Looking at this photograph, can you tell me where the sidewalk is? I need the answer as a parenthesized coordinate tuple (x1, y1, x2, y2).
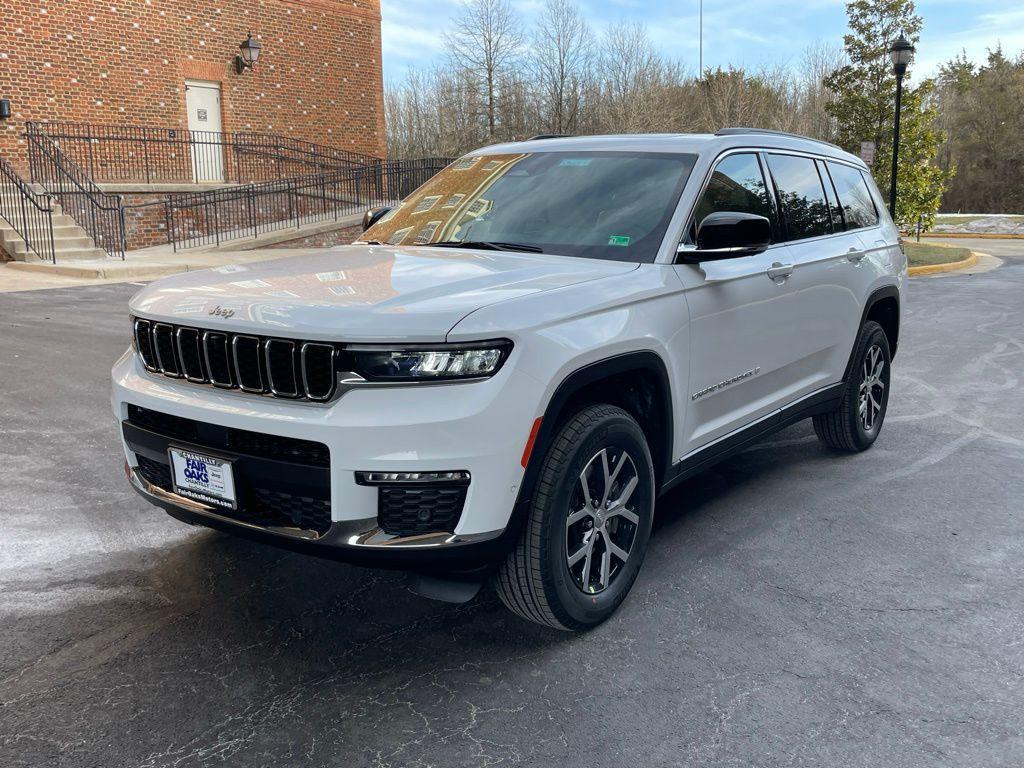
(0, 213, 363, 292)
(0, 249, 310, 292)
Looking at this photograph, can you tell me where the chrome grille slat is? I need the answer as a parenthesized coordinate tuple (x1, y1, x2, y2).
(134, 318, 339, 402)
(175, 328, 206, 383)
(301, 343, 336, 401)
(202, 331, 234, 387)
(152, 323, 181, 377)
(134, 319, 158, 371)
(265, 338, 300, 398)
(233, 335, 265, 393)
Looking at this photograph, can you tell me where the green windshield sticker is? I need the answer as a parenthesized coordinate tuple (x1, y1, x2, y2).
(608, 235, 631, 246)
(559, 158, 591, 166)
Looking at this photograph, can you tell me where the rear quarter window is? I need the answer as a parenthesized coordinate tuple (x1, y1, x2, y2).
(827, 161, 879, 230)
(766, 153, 833, 241)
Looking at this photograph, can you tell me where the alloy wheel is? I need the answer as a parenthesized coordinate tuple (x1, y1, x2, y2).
(565, 447, 641, 594)
(859, 344, 886, 432)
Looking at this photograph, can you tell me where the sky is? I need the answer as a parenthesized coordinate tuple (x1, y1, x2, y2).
(380, 0, 1024, 84)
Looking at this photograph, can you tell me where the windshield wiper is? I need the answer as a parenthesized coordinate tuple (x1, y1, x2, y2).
(430, 240, 544, 254)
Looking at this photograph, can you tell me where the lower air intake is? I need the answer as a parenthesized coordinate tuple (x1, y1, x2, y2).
(377, 485, 467, 537)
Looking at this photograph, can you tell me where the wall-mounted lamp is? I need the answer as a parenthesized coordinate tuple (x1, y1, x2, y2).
(0, 99, 11, 120)
(235, 32, 262, 74)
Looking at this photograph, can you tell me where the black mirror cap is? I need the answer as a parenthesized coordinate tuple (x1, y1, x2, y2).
(679, 211, 773, 263)
(697, 211, 772, 251)
(362, 206, 392, 232)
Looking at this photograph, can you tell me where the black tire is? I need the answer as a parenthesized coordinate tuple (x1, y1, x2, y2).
(813, 320, 892, 452)
(494, 404, 655, 631)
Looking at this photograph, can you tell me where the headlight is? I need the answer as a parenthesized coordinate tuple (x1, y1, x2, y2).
(348, 340, 512, 382)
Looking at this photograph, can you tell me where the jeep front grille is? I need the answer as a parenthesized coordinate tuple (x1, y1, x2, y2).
(133, 318, 338, 401)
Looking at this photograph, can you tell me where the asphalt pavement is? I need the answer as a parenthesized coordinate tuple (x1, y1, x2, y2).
(2, 242, 1023, 767)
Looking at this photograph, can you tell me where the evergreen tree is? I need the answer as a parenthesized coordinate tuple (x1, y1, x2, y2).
(824, 0, 950, 228)
(936, 48, 1024, 213)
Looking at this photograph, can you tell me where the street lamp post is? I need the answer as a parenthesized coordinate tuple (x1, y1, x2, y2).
(887, 35, 915, 220)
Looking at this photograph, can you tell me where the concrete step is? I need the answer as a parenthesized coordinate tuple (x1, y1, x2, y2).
(7, 234, 98, 255)
(1, 213, 81, 229)
(52, 214, 85, 228)
(49, 247, 111, 260)
(0, 220, 90, 239)
(0, 225, 108, 260)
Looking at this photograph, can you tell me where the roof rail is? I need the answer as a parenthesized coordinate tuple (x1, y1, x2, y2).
(525, 134, 570, 141)
(715, 127, 843, 152)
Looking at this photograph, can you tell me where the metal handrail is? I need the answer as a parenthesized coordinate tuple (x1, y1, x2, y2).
(132, 157, 452, 252)
(25, 123, 126, 259)
(0, 155, 56, 263)
(31, 121, 382, 184)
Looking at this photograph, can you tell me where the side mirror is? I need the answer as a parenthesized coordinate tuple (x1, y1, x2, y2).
(362, 206, 392, 232)
(677, 211, 772, 263)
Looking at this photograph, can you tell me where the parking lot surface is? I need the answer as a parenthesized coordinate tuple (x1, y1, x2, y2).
(2, 244, 1023, 767)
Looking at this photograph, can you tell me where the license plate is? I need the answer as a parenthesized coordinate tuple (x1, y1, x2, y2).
(168, 447, 237, 509)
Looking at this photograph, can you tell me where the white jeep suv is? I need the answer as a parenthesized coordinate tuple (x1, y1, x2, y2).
(112, 129, 905, 630)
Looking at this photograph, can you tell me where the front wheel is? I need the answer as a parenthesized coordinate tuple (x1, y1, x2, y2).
(814, 320, 892, 452)
(494, 405, 655, 631)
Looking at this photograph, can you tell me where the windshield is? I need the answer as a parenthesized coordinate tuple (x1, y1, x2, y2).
(361, 151, 697, 263)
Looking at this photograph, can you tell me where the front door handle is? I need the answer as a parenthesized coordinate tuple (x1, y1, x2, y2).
(847, 247, 867, 263)
(766, 262, 794, 280)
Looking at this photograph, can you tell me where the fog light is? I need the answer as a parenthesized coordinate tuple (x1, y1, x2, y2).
(356, 470, 470, 485)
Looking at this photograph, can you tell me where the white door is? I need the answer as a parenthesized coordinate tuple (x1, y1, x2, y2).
(185, 80, 225, 183)
(673, 152, 798, 454)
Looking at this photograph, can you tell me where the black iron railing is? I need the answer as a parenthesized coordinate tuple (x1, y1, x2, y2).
(25, 123, 126, 259)
(132, 157, 452, 252)
(29, 121, 382, 185)
(0, 155, 56, 263)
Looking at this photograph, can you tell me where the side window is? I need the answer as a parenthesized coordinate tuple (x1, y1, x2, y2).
(827, 161, 879, 229)
(766, 154, 833, 241)
(817, 159, 845, 230)
(692, 153, 774, 237)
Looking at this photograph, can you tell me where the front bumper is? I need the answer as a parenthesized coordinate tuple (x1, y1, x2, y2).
(127, 464, 510, 569)
(112, 348, 544, 568)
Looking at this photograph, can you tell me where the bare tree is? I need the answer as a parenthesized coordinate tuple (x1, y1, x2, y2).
(794, 41, 846, 140)
(386, 2, 896, 164)
(444, 0, 524, 139)
(596, 22, 682, 133)
(532, 0, 592, 134)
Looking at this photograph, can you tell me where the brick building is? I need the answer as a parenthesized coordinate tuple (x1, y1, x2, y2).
(0, 0, 386, 166)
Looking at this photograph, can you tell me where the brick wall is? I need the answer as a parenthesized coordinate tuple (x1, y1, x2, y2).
(122, 193, 171, 249)
(0, 0, 385, 171)
(120, 187, 364, 250)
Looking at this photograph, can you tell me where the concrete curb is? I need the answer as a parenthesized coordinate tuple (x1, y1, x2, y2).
(908, 250, 981, 277)
(920, 232, 1024, 240)
(6, 259, 208, 280)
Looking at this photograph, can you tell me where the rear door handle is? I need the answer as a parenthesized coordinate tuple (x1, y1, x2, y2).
(766, 262, 794, 280)
(847, 248, 867, 263)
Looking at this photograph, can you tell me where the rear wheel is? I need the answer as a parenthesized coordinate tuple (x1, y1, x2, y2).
(814, 320, 891, 452)
(495, 405, 655, 631)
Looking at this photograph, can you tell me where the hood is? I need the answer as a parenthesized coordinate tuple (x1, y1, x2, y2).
(129, 245, 639, 342)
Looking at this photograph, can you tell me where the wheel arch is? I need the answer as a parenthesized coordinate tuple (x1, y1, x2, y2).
(498, 351, 674, 552)
(860, 284, 900, 360)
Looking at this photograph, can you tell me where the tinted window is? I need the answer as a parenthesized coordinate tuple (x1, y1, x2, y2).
(693, 153, 773, 233)
(766, 154, 832, 240)
(827, 162, 879, 229)
(362, 151, 697, 263)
